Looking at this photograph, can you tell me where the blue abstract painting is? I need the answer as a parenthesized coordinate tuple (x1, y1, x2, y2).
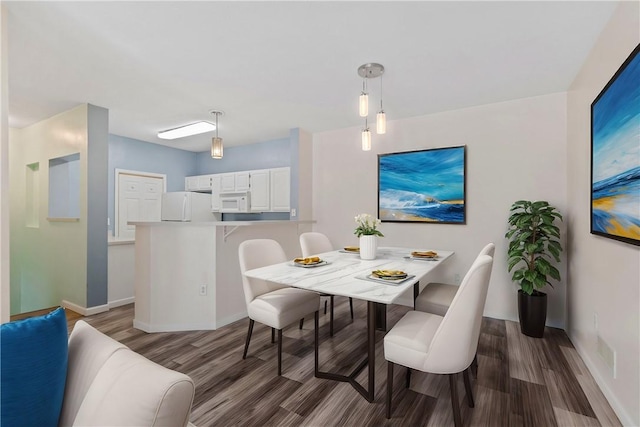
(378, 146, 465, 223)
(591, 44, 640, 246)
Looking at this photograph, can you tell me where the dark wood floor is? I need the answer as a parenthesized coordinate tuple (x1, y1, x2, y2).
(66, 300, 620, 427)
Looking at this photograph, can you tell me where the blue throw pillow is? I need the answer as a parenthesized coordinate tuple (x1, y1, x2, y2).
(1, 307, 68, 427)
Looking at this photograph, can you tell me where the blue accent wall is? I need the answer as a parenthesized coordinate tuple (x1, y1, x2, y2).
(108, 134, 198, 234)
(196, 137, 291, 174)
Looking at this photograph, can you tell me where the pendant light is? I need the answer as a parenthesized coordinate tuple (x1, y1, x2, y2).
(210, 110, 224, 159)
(357, 63, 385, 150)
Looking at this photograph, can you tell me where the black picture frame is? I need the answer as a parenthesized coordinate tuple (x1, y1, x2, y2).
(590, 43, 640, 247)
(378, 146, 466, 224)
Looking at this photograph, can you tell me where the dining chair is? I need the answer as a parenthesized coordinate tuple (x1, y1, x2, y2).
(238, 239, 320, 376)
(384, 254, 493, 426)
(414, 243, 495, 375)
(299, 232, 354, 336)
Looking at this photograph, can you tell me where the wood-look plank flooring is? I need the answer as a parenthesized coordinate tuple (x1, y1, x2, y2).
(62, 300, 620, 427)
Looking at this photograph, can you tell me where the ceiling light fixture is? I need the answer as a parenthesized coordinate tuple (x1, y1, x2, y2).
(357, 63, 385, 150)
(157, 121, 215, 140)
(210, 110, 224, 159)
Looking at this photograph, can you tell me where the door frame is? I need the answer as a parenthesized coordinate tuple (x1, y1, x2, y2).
(114, 169, 167, 238)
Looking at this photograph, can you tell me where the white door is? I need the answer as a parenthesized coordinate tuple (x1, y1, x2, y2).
(117, 173, 164, 239)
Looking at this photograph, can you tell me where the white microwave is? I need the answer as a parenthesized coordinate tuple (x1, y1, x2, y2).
(219, 191, 251, 213)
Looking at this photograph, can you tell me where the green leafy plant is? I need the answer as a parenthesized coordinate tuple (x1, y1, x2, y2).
(505, 200, 563, 295)
(354, 213, 384, 238)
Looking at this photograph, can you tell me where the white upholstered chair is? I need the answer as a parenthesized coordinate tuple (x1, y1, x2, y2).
(415, 243, 495, 316)
(415, 243, 495, 375)
(239, 239, 320, 376)
(299, 232, 354, 335)
(384, 255, 494, 426)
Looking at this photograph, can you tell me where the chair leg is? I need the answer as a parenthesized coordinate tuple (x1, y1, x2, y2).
(243, 319, 254, 359)
(405, 368, 412, 388)
(349, 297, 354, 320)
(449, 373, 462, 427)
(329, 296, 334, 337)
(277, 329, 283, 376)
(472, 353, 478, 377)
(299, 318, 304, 329)
(386, 361, 394, 419)
(314, 310, 319, 376)
(463, 368, 475, 408)
(271, 327, 275, 343)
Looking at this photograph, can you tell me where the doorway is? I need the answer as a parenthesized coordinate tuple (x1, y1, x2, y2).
(115, 169, 166, 239)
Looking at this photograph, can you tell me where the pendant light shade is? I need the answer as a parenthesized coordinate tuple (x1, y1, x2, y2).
(359, 92, 369, 117)
(376, 111, 386, 134)
(362, 118, 371, 151)
(210, 111, 224, 159)
(211, 137, 223, 159)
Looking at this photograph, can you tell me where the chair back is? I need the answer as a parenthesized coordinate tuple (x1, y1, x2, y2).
(299, 232, 333, 257)
(238, 239, 288, 306)
(424, 255, 493, 373)
(479, 242, 495, 258)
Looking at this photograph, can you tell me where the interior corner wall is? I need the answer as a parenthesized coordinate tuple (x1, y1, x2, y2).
(9, 105, 92, 314)
(0, 4, 9, 323)
(86, 104, 108, 307)
(295, 128, 313, 221)
(566, 2, 640, 425)
(312, 92, 568, 326)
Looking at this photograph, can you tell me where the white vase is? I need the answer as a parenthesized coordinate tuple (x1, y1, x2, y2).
(359, 235, 378, 260)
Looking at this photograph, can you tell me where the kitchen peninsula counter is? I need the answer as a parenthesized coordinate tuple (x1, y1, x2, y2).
(130, 220, 314, 332)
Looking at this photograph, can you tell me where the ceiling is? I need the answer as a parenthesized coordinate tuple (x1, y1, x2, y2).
(6, 1, 618, 152)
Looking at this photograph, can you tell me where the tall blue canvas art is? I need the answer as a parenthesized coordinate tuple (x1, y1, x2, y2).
(378, 146, 466, 224)
(591, 44, 640, 246)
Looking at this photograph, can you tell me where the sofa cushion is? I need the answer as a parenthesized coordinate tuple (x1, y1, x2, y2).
(58, 320, 127, 426)
(0, 307, 68, 427)
(72, 349, 195, 427)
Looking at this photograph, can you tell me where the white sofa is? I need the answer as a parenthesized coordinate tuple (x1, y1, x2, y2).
(59, 320, 195, 427)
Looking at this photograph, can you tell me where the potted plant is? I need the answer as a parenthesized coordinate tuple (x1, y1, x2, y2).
(354, 213, 384, 260)
(505, 200, 562, 338)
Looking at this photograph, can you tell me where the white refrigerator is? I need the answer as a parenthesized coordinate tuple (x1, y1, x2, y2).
(161, 191, 216, 222)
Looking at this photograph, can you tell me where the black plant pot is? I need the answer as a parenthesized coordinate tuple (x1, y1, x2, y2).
(518, 289, 547, 338)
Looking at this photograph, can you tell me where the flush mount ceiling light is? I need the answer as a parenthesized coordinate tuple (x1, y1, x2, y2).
(157, 121, 216, 140)
(357, 63, 386, 151)
(210, 110, 224, 159)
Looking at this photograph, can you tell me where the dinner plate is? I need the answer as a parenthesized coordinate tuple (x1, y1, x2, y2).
(342, 246, 360, 253)
(292, 260, 329, 268)
(411, 251, 438, 258)
(372, 270, 408, 280)
(408, 255, 440, 261)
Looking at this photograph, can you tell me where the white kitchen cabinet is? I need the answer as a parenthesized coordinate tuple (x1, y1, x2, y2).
(185, 176, 199, 191)
(210, 175, 221, 211)
(185, 174, 214, 192)
(220, 173, 236, 192)
(249, 169, 270, 212)
(235, 172, 250, 191)
(270, 167, 291, 212)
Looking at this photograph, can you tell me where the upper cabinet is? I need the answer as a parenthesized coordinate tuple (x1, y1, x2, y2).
(270, 167, 290, 212)
(185, 174, 214, 192)
(206, 167, 290, 214)
(249, 169, 270, 212)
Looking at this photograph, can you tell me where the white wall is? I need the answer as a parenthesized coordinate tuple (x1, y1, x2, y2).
(10, 105, 91, 313)
(566, 2, 639, 425)
(313, 92, 568, 326)
(0, 5, 9, 323)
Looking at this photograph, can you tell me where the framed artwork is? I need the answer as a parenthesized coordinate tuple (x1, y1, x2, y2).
(378, 145, 466, 224)
(591, 43, 640, 246)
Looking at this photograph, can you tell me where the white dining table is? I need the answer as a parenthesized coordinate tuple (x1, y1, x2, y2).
(243, 246, 454, 402)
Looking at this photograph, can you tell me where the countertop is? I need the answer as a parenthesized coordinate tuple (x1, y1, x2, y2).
(128, 220, 315, 227)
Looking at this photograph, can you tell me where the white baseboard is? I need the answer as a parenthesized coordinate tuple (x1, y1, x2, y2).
(62, 300, 109, 317)
(216, 311, 248, 328)
(108, 296, 134, 309)
(133, 318, 217, 333)
(569, 334, 635, 426)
